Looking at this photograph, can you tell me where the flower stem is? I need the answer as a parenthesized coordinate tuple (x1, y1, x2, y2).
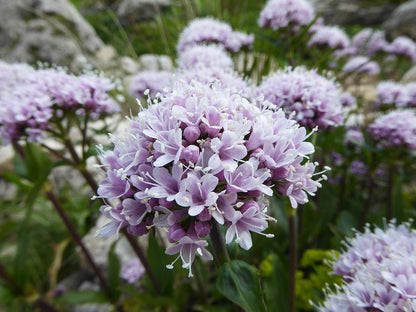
(122, 229, 163, 296)
(288, 208, 297, 312)
(386, 164, 395, 221)
(46, 191, 110, 296)
(209, 222, 230, 266)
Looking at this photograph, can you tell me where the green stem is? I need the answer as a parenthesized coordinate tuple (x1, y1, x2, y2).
(288, 208, 297, 312)
(209, 222, 230, 266)
(386, 164, 395, 221)
(46, 191, 110, 297)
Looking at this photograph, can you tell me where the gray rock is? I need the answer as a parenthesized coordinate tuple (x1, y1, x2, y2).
(0, 0, 105, 69)
(117, 0, 170, 26)
(402, 65, 416, 83)
(138, 54, 173, 71)
(384, 0, 416, 40)
(310, 0, 398, 26)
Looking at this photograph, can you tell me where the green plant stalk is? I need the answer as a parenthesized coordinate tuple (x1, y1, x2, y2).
(209, 222, 230, 266)
(288, 208, 297, 312)
(46, 191, 110, 297)
(386, 164, 396, 221)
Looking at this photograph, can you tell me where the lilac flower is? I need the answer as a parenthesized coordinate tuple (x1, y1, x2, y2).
(386, 36, 416, 62)
(120, 258, 145, 284)
(165, 235, 213, 278)
(307, 25, 350, 50)
(257, 67, 344, 129)
(0, 62, 121, 143)
(258, 0, 315, 31)
(376, 81, 410, 108)
(349, 161, 367, 176)
(319, 222, 416, 311)
(351, 29, 389, 57)
(96, 78, 323, 276)
(342, 56, 380, 75)
(177, 45, 234, 71)
(225, 200, 272, 250)
(344, 127, 364, 147)
(339, 92, 356, 108)
(177, 17, 254, 53)
(367, 110, 416, 149)
(129, 71, 173, 98)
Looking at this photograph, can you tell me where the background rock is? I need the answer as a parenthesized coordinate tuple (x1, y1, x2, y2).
(310, 0, 399, 26)
(0, 0, 105, 70)
(383, 0, 416, 40)
(117, 0, 171, 26)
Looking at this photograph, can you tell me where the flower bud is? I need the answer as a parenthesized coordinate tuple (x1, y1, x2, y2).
(183, 125, 200, 143)
(181, 145, 200, 163)
(168, 224, 186, 243)
(195, 221, 211, 238)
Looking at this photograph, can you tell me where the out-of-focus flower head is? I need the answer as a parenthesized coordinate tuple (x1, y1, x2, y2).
(339, 92, 357, 108)
(0, 62, 120, 144)
(344, 127, 364, 147)
(368, 109, 416, 149)
(129, 71, 173, 99)
(386, 36, 416, 62)
(120, 258, 145, 284)
(96, 78, 324, 276)
(376, 81, 410, 108)
(176, 66, 253, 99)
(177, 17, 254, 53)
(351, 28, 389, 57)
(318, 221, 416, 311)
(257, 67, 344, 129)
(342, 56, 380, 75)
(258, 0, 315, 31)
(307, 25, 350, 50)
(177, 45, 234, 71)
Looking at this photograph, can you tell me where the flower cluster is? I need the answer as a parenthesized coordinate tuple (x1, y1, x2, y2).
(319, 222, 416, 311)
(0, 61, 120, 144)
(257, 67, 344, 129)
(386, 36, 416, 62)
(129, 71, 173, 99)
(258, 0, 315, 31)
(177, 45, 234, 71)
(308, 25, 350, 50)
(350, 28, 389, 57)
(342, 56, 380, 75)
(120, 258, 145, 284)
(375, 81, 416, 108)
(96, 79, 322, 276)
(367, 110, 416, 149)
(177, 17, 254, 53)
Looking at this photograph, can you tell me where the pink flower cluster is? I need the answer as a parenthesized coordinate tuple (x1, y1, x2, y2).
(96, 78, 322, 276)
(376, 81, 416, 108)
(177, 17, 254, 53)
(257, 67, 344, 129)
(0, 61, 120, 144)
(368, 110, 416, 149)
(258, 0, 315, 31)
(319, 222, 416, 311)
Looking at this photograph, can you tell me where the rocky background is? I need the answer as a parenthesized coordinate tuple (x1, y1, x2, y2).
(1, 0, 415, 72)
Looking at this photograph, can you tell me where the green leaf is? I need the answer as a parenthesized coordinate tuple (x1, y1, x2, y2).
(108, 242, 121, 300)
(54, 290, 108, 305)
(217, 260, 266, 312)
(147, 233, 174, 295)
(0, 285, 14, 305)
